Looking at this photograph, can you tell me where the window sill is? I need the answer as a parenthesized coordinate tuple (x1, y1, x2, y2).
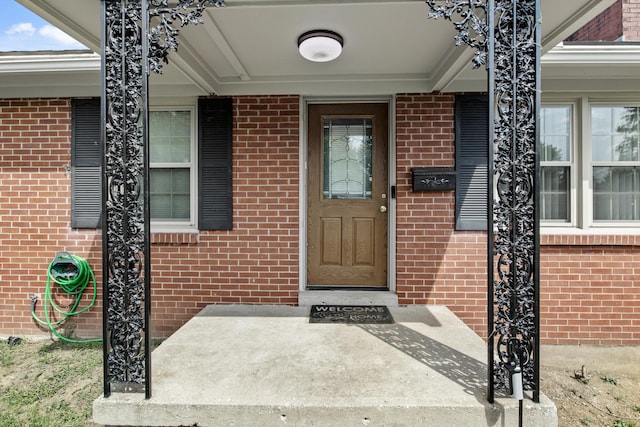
(151, 231, 199, 245)
(541, 229, 640, 246)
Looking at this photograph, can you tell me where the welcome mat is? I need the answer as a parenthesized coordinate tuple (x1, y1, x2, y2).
(309, 305, 394, 324)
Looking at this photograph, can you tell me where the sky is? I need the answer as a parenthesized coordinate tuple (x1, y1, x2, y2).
(0, 0, 88, 52)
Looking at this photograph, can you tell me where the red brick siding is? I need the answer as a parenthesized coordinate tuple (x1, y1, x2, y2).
(394, 94, 640, 344)
(566, 0, 623, 41)
(565, 0, 640, 42)
(541, 235, 640, 346)
(624, 0, 640, 40)
(394, 94, 488, 334)
(0, 96, 300, 339)
(0, 98, 104, 337)
(1, 95, 639, 345)
(152, 95, 301, 336)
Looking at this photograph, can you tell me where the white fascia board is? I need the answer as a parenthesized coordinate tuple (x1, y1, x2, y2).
(543, 43, 640, 65)
(0, 52, 101, 74)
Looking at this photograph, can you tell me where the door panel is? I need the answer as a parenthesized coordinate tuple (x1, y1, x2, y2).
(321, 218, 342, 265)
(353, 217, 374, 266)
(307, 103, 388, 288)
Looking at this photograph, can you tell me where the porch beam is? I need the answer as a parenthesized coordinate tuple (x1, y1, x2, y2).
(160, 39, 221, 93)
(201, 13, 251, 81)
(217, 0, 416, 7)
(17, 0, 101, 51)
(429, 45, 475, 92)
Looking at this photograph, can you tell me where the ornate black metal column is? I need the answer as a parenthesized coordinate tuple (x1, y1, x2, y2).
(425, 0, 541, 402)
(101, 0, 149, 398)
(488, 0, 541, 404)
(101, 0, 223, 399)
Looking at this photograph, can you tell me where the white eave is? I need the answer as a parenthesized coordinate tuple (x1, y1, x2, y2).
(543, 42, 640, 64)
(0, 50, 206, 98)
(2, 43, 640, 98)
(0, 51, 101, 98)
(0, 50, 100, 73)
(540, 42, 640, 93)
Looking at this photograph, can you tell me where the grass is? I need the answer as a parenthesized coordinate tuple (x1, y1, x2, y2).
(0, 338, 102, 427)
(613, 420, 636, 427)
(603, 374, 620, 386)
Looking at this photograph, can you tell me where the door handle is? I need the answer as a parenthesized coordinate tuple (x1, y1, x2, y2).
(380, 205, 387, 213)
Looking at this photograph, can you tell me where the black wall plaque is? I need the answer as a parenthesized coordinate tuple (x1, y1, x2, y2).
(411, 167, 456, 192)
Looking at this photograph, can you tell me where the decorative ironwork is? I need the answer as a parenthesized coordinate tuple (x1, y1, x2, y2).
(425, 0, 489, 68)
(102, 0, 149, 398)
(425, 0, 541, 403)
(148, 0, 224, 74)
(489, 0, 540, 403)
(102, 0, 223, 399)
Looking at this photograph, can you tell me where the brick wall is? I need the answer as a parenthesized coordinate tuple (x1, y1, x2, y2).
(148, 95, 301, 336)
(566, 0, 640, 42)
(624, 0, 640, 40)
(0, 98, 104, 338)
(1, 95, 639, 345)
(540, 235, 640, 345)
(566, 0, 623, 41)
(0, 96, 300, 339)
(393, 94, 640, 344)
(394, 94, 488, 334)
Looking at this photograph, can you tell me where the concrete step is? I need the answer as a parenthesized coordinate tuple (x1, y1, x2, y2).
(93, 305, 557, 426)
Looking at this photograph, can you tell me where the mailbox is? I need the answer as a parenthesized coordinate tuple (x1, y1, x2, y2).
(411, 167, 456, 192)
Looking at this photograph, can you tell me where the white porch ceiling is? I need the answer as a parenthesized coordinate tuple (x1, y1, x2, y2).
(16, 0, 618, 96)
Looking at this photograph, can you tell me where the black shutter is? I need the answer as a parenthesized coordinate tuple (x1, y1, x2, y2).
(198, 98, 233, 230)
(455, 95, 489, 231)
(71, 98, 102, 229)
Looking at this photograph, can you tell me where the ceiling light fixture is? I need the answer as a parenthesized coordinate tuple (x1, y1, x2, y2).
(297, 30, 343, 62)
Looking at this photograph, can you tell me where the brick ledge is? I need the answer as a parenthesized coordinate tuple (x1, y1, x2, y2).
(541, 233, 640, 246)
(151, 232, 199, 245)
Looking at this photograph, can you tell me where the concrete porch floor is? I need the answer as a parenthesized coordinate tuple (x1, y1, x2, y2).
(93, 305, 557, 426)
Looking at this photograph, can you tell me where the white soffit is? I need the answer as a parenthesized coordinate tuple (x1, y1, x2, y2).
(14, 0, 621, 96)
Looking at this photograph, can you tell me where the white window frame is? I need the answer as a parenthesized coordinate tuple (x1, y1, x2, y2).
(149, 105, 198, 231)
(540, 102, 578, 228)
(587, 101, 640, 228)
(541, 96, 640, 234)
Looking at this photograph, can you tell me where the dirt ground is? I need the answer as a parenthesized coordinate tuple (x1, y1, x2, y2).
(541, 345, 640, 426)
(1, 339, 639, 426)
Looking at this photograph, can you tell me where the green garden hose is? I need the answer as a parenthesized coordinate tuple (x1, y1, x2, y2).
(31, 253, 102, 343)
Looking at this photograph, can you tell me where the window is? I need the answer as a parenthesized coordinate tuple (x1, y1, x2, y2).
(322, 118, 373, 199)
(541, 102, 640, 228)
(455, 96, 640, 232)
(541, 101, 640, 229)
(70, 97, 233, 230)
(591, 106, 640, 222)
(150, 109, 195, 225)
(540, 105, 573, 223)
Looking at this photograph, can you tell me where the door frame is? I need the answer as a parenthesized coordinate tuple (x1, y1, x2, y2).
(299, 96, 396, 293)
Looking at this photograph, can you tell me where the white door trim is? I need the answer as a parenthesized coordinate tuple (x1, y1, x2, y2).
(298, 96, 397, 298)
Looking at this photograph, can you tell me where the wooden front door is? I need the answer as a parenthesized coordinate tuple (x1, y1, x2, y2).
(307, 103, 388, 288)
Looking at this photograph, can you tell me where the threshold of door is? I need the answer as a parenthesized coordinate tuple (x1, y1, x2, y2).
(299, 290, 398, 307)
(306, 286, 388, 291)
